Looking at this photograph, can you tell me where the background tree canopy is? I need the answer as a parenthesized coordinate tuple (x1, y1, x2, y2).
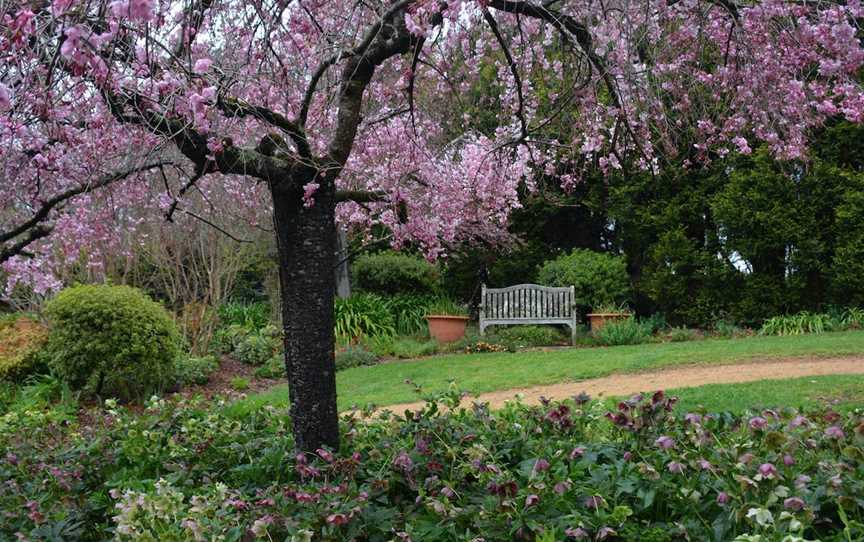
(443, 121, 864, 327)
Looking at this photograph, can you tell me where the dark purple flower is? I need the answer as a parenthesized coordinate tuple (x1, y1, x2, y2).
(569, 447, 586, 460)
(525, 494, 540, 508)
(684, 413, 703, 425)
(789, 415, 809, 428)
(825, 426, 845, 440)
(533, 458, 550, 472)
(655, 435, 675, 450)
(784, 497, 805, 511)
(583, 495, 605, 509)
(565, 527, 589, 540)
(573, 392, 591, 405)
(393, 451, 414, 472)
(749, 416, 768, 430)
(758, 463, 778, 479)
(5, 453, 17, 466)
(326, 513, 349, 525)
(716, 491, 730, 505)
(622, 451, 633, 461)
(316, 448, 334, 463)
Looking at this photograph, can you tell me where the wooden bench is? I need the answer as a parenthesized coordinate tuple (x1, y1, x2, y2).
(479, 284, 578, 345)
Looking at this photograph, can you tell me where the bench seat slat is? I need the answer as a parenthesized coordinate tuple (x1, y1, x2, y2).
(480, 283, 577, 345)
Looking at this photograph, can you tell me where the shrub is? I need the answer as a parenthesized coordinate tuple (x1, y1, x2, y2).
(537, 249, 631, 311)
(229, 377, 249, 391)
(665, 326, 701, 342)
(174, 355, 220, 386)
(352, 252, 441, 295)
(712, 319, 749, 339)
(43, 285, 181, 402)
(0, 314, 48, 382)
(335, 344, 379, 370)
(254, 355, 285, 379)
(234, 325, 281, 366)
(334, 294, 396, 339)
(594, 317, 654, 346)
(486, 325, 570, 350)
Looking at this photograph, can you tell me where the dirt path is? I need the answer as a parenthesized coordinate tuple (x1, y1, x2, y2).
(375, 356, 864, 413)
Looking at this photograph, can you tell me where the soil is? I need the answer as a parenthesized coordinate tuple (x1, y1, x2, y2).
(373, 355, 864, 414)
(171, 356, 285, 401)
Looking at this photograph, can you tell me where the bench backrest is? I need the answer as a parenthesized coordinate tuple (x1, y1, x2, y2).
(480, 284, 576, 322)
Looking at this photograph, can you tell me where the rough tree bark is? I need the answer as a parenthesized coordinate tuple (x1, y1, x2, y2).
(272, 179, 341, 451)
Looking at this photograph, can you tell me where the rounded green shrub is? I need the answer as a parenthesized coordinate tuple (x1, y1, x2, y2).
(537, 249, 631, 310)
(44, 285, 181, 402)
(352, 252, 441, 296)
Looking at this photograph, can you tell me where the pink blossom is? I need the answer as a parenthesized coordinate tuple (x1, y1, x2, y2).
(716, 491, 730, 505)
(758, 463, 778, 479)
(194, 58, 213, 74)
(0, 84, 10, 110)
(783, 454, 795, 466)
(302, 182, 320, 208)
(52, 0, 74, 16)
(524, 494, 540, 508)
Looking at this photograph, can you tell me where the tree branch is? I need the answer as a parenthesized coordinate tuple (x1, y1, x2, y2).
(0, 161, 170, 247)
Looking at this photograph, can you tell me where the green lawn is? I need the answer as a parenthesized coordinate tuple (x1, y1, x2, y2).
(668, 374, 864, 413)
(228, 330, 864, 415)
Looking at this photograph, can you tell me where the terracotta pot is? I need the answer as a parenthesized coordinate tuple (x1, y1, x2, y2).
(587, 312, 630, 332)
(425, 315, 469, 343)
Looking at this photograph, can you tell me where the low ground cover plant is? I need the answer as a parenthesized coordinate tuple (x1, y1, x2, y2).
(174, 355, 220, 387)
(2, 387, 862, 541)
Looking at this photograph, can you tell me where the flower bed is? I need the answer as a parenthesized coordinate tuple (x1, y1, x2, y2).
(1, 390, 862, 541)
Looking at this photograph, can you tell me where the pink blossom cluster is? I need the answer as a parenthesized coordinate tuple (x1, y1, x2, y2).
(0, 0, 862, 292)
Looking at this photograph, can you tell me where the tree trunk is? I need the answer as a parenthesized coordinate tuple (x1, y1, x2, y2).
(271, 183, 340, 452)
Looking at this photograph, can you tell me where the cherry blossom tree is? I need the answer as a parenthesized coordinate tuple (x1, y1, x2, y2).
(1, 0, 862, 450)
